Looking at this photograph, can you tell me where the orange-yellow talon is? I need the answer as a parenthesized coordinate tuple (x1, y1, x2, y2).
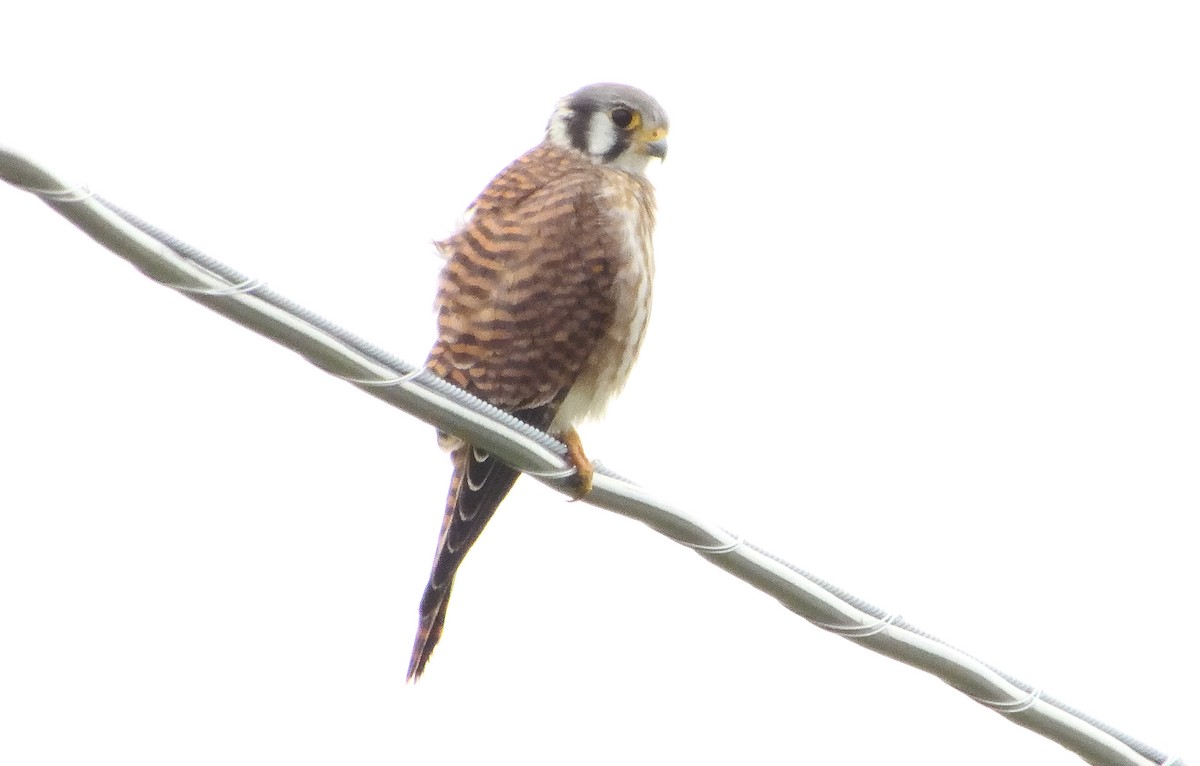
(562, 427, 594, 499)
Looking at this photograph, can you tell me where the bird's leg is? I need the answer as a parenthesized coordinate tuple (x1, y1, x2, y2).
(561, 427, 594, 498)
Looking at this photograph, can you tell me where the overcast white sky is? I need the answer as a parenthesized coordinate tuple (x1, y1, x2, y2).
(2, 3, 1196, 764)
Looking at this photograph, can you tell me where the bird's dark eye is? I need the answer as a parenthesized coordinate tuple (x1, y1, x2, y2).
(611, 107, 637, 130)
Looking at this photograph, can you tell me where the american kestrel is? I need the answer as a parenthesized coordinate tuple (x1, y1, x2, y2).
(407, 83, 669, 681)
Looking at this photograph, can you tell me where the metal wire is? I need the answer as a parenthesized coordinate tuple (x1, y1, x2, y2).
(0, 143, 1187, 766)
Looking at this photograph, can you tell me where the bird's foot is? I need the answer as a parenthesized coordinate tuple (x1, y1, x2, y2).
(561, 427, 594, 499)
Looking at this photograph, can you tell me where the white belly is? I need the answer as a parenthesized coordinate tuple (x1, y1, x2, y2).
(551, 185, 654, 432)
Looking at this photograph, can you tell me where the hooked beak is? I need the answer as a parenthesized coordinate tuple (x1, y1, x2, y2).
(638, 126, 669, 160)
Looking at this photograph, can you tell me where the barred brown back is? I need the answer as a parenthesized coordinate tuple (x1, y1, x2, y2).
(427, 142, 624, 411)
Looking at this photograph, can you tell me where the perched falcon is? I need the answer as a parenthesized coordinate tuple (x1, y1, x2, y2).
(407, 83, 669, 681)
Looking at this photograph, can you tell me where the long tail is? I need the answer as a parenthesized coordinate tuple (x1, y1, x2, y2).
(406, 443, 522, 681)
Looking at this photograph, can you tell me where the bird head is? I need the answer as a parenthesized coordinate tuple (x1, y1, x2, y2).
(546, 83, 669, 174)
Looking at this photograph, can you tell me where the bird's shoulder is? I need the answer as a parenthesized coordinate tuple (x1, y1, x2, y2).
(465, 141, 603, 218)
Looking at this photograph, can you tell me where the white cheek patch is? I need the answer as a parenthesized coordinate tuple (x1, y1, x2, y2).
(586, 112, 618, 157)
